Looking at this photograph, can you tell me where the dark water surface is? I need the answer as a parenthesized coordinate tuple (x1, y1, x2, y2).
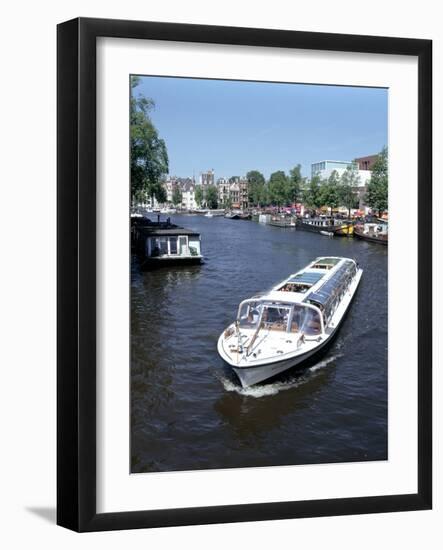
(131, 215, 387, 473)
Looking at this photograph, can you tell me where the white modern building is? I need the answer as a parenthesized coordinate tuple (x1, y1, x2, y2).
(311, 160, 371, 186)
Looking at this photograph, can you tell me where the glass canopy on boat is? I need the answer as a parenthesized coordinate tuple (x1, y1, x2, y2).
(287, 272, 325, 285)
(278, 271, 325, 293)
(305, 259, 357, 321)
(237, 300, 322, 336)
(311, 257, 341, 270)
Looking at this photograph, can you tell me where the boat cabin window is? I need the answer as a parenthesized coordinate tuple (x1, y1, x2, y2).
(150, 237, 168, 257)
(150, 236, 180, 256)
(238, 303, 291, 331)
(262, 305, 291, 331)
(238, 301, 261, 329)
(291, 305, 322, 335)
(169, 236, 178, 254)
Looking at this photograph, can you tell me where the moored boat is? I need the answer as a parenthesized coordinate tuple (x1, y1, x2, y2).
(297, 216, 353, 236)
(132, 216, 203, 269)
(160, 207, 177, 214)
(225, 210, 251, 220)
(354, 222, 388, 245)
(217, 256, 362, 387)
(224, 210, 241, 220)
(334, 223, 354, 236)
(268, 215, 297, 228)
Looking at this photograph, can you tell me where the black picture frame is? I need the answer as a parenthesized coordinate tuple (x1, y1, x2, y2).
(57, 17, 432, 532)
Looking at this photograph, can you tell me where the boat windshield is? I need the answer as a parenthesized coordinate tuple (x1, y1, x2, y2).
(261, 305, 291, 331)
(238, 302, 291, 331)
(238, 301, 321, 334)
(238, 301, 262, 329)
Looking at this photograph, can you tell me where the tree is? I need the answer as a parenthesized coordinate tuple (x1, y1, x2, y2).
(130, 77, 169, 203)
(366, 147, 388, 216)
(194, 185, 204, 207)
(268, 171, 289, 206)
(287, 165, 303, 204)
(260, 185, 270, 206)
(172, 186, 182, 207)
(303, 174, 322, 209)
(338, 164, 360, 217)
(155, 183, 167, 205)
(205, 185, 219, 209)
(319, 170, 340, 212)
(246, 170, 266, 206)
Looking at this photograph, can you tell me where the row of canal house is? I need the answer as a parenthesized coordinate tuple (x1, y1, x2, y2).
(148, 153, 379, 212)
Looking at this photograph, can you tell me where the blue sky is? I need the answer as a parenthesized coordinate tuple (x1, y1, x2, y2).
(133, 76, 387, 179)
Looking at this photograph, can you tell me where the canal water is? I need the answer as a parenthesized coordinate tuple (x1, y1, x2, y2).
(131, 215, 387, 473)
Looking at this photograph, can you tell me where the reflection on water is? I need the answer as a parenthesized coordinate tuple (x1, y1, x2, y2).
(131, 215, 387, 473)
(214, 360, 337, 441)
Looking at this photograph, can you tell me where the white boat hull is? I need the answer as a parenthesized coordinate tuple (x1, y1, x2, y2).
(218, 267, 362, 387)
(231, 337, 333, 387)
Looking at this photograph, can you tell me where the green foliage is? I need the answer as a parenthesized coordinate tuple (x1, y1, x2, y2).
(287, 165, 304, 204)
(205, 185, 219, 209)
(172, 186, 182, 207)
(246, 170, 266, 206)
(130, 77, 169, 202)
(338, 164, 360, 216)
(267, 167, 304, 206)
(303, 174, 322, 208)
(268, 171, 289, 206)
(366, 147, 388, 215)
(319, 170, 340, 210)
(155, 184, 167, 204)
(194, 185, 204, 207)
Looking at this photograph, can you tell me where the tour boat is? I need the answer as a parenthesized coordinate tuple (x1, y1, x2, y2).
(217, 256, 362, 387)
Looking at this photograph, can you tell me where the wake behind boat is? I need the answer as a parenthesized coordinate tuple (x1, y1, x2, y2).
(217, 256, 362, 387)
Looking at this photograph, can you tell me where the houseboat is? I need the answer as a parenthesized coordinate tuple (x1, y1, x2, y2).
(217, 256, 362, 387)
(297, 216, 353, 236)
(131, 216, 203, 269)
(354, 221, 388, 245)
(268, 215, 297, 228)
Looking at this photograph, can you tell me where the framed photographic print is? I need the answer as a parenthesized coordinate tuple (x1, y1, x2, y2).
(57, 17, 432, 531)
